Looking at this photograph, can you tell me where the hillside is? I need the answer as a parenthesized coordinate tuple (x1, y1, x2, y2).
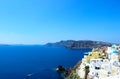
(46, 40, 115, 49)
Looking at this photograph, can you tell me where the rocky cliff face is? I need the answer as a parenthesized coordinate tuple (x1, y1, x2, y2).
(46, 40, 114, 49)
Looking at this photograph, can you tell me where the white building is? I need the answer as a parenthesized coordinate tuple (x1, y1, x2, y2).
(77, 45, 120, 79)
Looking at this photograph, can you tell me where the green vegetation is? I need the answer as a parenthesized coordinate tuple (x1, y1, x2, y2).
(66, 71, 82, 79)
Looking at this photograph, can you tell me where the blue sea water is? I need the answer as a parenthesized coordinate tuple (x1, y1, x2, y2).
(0, 45, 91, 79)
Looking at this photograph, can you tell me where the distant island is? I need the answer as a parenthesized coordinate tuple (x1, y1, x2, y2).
(46, 40, 117, 49)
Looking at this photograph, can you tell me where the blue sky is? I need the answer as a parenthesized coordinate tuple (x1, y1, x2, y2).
(0, 0, 120, 44)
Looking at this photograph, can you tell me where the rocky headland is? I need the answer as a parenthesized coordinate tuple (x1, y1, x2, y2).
(46, 40, 116, 49)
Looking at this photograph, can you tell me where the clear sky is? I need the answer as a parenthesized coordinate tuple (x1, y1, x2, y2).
(0, 0, 120, 44)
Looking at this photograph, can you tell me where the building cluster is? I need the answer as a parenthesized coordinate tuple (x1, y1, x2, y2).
(77, 45, 120, 79)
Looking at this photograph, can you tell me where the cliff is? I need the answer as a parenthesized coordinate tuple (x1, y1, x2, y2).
(63, 45, 120, 79)
(46, 40, 115, 49)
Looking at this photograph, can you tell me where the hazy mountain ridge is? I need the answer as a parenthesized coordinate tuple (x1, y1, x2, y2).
(46, 40, 117, 49)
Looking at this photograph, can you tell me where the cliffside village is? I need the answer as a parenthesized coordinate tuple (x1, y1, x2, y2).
(77, 45, 120, 79)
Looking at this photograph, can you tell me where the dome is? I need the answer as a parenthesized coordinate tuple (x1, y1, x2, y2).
(111, 45, 116, 49)
(113, 50, 118, 54)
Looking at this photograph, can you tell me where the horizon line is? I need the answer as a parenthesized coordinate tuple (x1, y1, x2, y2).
(0, 40, 119, 45)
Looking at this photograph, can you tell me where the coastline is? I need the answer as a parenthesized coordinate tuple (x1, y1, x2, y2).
(57, 45, 120, 79)
(46, 40, 116, 49)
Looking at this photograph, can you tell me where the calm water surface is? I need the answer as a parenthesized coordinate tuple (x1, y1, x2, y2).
(0, 45, 91, 79)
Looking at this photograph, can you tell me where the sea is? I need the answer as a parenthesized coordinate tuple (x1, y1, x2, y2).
(0, 45, 91, 79)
